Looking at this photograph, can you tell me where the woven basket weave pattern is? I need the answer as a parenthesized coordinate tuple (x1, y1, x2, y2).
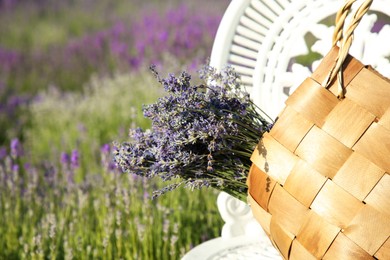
(248, 46, 390, 259)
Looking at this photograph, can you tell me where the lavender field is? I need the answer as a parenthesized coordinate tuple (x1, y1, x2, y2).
(0, 0, 231, 258)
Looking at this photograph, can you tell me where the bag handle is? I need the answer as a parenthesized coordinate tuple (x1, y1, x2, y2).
(324, 0, 373, 98)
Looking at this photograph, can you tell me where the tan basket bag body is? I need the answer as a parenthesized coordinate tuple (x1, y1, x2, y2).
(248, 0, 390, 259)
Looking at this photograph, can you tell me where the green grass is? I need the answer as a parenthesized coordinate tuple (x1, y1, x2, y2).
(0, 159, 223, 259)
(0, 68, 225, 259)
(25, 70, 160, 167)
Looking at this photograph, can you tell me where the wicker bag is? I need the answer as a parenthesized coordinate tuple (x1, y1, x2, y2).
(247, 0, 390, 259)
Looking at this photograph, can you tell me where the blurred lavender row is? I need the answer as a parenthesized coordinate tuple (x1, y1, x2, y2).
(0, 1, 228, 145)
(0, 3, 222, 90)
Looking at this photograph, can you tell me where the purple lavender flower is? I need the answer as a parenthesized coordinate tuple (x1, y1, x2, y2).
(60, 152, 70, 166)
(100, 144, 119, 172)
(108, 162, 117, 172)
(12, 164, 19, 173)
(0, 146, 6, 160)
(100, 144, 110, 154)
(10, 138, 22, 158)
(24, 163, 31, 171)
(0, 47, 22, 72)
(129, 56, 142, 69)
(114, 65, 273, 201)
(59, 151, 75, 184)
(70, 150, 79, 169)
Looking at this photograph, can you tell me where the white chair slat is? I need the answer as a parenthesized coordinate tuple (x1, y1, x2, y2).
(236, 25, 264, 43)
(240, 15, 268, 37)
(239, 75, 254, 85)
(261, 0, 285, 14)
(231, 45, 258, 60)
(209, 0, 252, 72)
(250, 0, 278, 22)
(244, 8, 272, 30)
(232, 35, 261, 52)
(231, 64, 255, 76)
(229, 54, 257, 68)
(273, 0, 292, 9)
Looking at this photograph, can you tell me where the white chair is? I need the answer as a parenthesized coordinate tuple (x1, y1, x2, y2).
(183, 0, 390, 259)
(182, 192, 281, 259)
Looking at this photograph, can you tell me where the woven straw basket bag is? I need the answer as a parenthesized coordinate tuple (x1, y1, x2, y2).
(247, 0, 390, 259)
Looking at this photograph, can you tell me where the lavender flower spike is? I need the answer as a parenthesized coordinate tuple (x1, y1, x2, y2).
(114, 65, 273, 202)
(10, 138, 22, 158)
(70, 150, 80, 169)
(60, 152, 70, 166)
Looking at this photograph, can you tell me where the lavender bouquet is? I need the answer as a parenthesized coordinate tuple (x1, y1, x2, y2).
(114, 65, 273, 202)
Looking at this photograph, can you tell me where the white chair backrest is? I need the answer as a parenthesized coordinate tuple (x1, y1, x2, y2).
(210, 0, 390, 119)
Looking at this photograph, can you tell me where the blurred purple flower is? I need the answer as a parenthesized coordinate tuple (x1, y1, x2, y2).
(100, 144, 110, 154)
(60, 152, 70, 165)
(0, 81, 30, 121)
(129, 56, 142, 69)
(0, 146, 7, 160)
(100, 144, 120, 172)
(12, 164, 19, 172)
(6, 94, 29, 112)
(110, 40, 128, 57)
(158, 31, 169, 42)
(70, 149, 79, 169)
(10, 138, 22, 158)
(0, 0, 18, 10)
(24, 163, 31, 171)
(0, 47, 22, 72)
(43, 162, 58, 186)
(108, 162, 117, 171)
